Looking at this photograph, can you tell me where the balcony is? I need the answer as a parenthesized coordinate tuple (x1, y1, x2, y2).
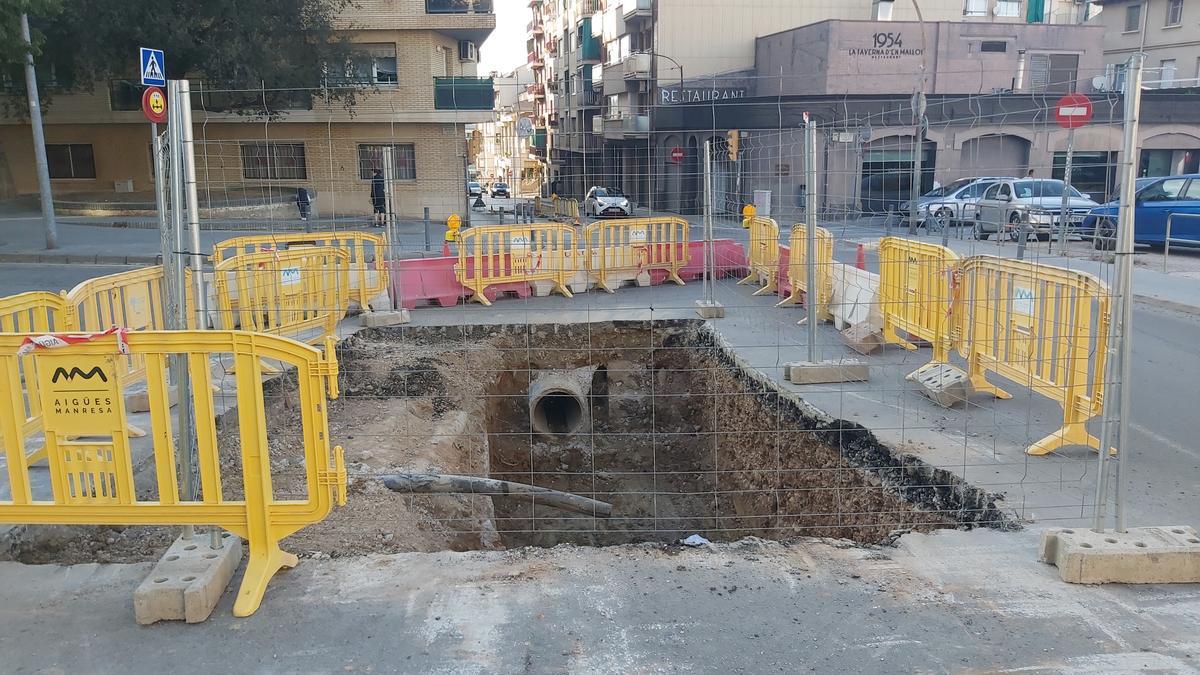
(546, 79, 560, 94)
(577, 0, 602, 13)
(528, 51, 545, 69)
(529, 0, 541, 5)
(531, 127, 547, 152)
(527, 19, 543, 35)
(546, 38, 559, 56)
(622, 0, 651, 20)
(528, 83, 546, 99)
(569, 87, 602, 109)
(416, 0, 496, 43)
(622, 52, 651, 79)
(602, 110, 649, 139)
(579, 19, 601, 63)
(434, 77, 495, 110)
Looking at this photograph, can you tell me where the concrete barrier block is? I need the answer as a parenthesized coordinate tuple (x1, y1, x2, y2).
(367, 291, 393, 313)
(909, 362, 972, 408)
(361, 309, 411, 327)
(785, 360, 869, 384)
(695, 300, 726, 319)
(1041, 526, 1200, 584)
(134, 533, 242, 624)
(840, 322, 883, 355)
(125, 384, 178, 413)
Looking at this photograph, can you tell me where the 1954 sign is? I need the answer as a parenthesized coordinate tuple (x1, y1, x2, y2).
(848, 32, 923, 59)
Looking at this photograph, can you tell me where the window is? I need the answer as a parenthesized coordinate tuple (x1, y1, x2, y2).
(1160, 59, 1177, 88)
(1142, 178, 1187, 201)
(999, 183, 1012, 199)
(963, 0, 987, 17)
(46, 144, 96, 179)
(984, 183, 1001, 200)
(1029, 53, 1079, 93)
(1184, 180, 1200, 200)
(1113, 62, 1128, 90)
(1166, 0, 1183, 26)
(995, 0, 1021, 17)
(1125, 3, 1142, 32)
(432, 46, 448, 77)
(240, 142, 307, 180)
(980, 41, 1008, 54)
(357, 143, 416, 180)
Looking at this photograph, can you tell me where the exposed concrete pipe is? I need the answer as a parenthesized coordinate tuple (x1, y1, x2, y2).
(529, 366, 598, 438)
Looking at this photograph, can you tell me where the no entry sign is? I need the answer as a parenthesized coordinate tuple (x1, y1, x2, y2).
(669, 147, 684, 163)
(1055, 92, 1093, 130)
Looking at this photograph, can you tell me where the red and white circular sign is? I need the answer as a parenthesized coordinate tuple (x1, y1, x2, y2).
(141, 86, 167, 124)
(669, 147, 684, 163)
(1054, 92, 1092, 130)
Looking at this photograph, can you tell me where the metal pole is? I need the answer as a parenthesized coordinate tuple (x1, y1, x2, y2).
(165, 81, 195, 540)
(382, 145, 401, 311)
(424, 206, 431, 252)
(703, 140, 714, 306)
(1093, 54, 1142, 532)
(1112, 54, 1143, 534)
(19, 14, 57, 250)
(908, 90, 926, 237)
(462, 143, 471, 227)
(1058, 127, 1076, 255)
(805, 119, 818, 363)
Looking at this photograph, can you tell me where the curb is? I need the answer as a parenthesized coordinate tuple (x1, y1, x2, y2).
(0, 253, 160, 265)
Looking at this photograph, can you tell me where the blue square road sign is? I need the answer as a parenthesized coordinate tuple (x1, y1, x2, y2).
(140, 48, 166, 87)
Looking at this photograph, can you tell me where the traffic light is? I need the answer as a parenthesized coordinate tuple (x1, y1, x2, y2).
(727, 129, 739, 161)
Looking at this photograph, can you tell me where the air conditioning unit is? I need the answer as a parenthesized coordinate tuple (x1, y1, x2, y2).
(459, 41, 478, 62)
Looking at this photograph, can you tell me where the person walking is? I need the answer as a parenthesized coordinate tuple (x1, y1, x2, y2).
(370, 169, 387, 227)
(295, 187, 312, 222)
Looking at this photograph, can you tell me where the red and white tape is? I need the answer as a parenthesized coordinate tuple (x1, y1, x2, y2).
(17, 327, 130, 357)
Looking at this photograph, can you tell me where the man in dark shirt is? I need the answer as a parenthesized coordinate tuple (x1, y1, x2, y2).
(371, 169, 386, 227)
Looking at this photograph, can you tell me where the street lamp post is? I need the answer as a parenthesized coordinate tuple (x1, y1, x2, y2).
(644, 52, 683, 215)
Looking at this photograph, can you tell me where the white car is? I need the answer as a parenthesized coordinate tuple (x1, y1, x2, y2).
(973, 179, 1099, 241)
(901, 177, 1012, 229)
(584, 187, 632, 218)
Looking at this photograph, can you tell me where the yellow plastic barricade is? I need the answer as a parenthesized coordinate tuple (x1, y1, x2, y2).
(0, 292, 75, 462)
(212, 232, 387, 313)
(66, 266, 168, 387)
(583, 217, 689, 292)
(738, 216, 780, 295)
(456, 223, 577, 306)
(776, 223, 834, 320)
(555, 197, 580, 223)
(212, 247, 350, 346)
(0, 330, 345, 617)
(957, 256, 1110, 456)
(878, 237, 960, 364)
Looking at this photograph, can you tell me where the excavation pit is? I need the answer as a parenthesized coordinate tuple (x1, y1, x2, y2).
(2, 320, 1008, 564)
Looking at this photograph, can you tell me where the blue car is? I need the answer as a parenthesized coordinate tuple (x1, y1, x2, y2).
(1087, 174, 1200, 250)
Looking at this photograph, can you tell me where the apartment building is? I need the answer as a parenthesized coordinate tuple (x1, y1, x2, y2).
(475, 66, 541, 191)
(0, 0, 496, 219)
(526, 0, 1095, 203)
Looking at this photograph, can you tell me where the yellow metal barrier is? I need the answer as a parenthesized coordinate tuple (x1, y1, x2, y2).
(738, 216, 780, 295)
(535, 196, 555, 218)
(878, 237, 960, 364)
(212, 247, 350, 346)
(0, 330, 345, 617)
(777, 223, 834, 320)
(583, 217, 689, 292)
(554, 197, 580, 223)
(65, 266, 168, 387)
(456, 223, 577, 306)
(212, 232, 387, 312)
(957, 256, 1110, 456)
(0, 292, 75, 462)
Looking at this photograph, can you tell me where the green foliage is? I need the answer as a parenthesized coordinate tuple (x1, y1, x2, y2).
(4, 0, 366, 113)
(0, 0, 62, 64)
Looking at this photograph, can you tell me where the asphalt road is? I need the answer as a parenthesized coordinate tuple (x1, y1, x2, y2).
(0, 263, 139, 294)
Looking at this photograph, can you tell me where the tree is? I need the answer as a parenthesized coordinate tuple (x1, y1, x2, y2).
(0, 0, 60, 64)
(3, 0, 366, 114)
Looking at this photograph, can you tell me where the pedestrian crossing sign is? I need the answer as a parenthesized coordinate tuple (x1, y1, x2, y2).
(140, 47, 166, 87)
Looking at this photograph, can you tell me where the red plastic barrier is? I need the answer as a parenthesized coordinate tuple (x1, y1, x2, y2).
(387, 239, 749, 310)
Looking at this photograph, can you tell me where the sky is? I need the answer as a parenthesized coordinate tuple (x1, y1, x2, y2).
(479, 0, 531, 76)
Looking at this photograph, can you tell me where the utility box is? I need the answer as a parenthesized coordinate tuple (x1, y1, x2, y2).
(114, 178, 135, 193)
(753, 190, 771, 217)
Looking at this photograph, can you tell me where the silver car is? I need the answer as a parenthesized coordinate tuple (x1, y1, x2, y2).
(584, 186, 632, 218)
(973, 179, 1099, 241)
(901, 177, 1011, 229)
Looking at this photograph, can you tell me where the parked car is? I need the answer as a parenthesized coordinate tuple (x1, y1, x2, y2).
(1086, 174, 1200, 250)
(584, 186, 632, 218)
(467, 181, 482, 197)
(490, 182, 510, 198)
(972, 179, 1099, 241)
(900, 176, 1012, 228)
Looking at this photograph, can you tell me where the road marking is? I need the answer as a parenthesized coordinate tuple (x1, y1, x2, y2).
(1130, 422, 1200, 461)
